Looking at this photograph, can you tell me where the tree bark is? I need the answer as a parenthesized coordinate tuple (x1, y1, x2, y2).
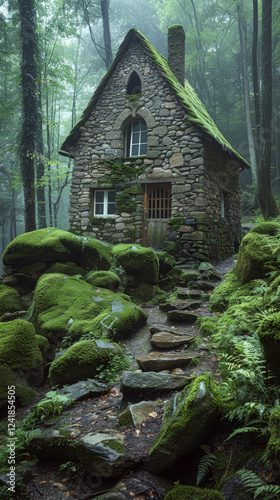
(18, 0, 38, 232)
(258, 0, 279, 218)
(100, 0, 112, 69)
(237, 1, 258, 186)
(252, 0, 261, 145)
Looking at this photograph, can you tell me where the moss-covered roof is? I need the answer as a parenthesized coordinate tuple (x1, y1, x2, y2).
(60, 28, 249, 169)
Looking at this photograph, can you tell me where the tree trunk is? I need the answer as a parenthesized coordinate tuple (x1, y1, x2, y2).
(258, 0, 279, 219)
(18, 0, 38, 232)
(252, 0, 261, 146)
(237, 1, 258, 186)
(100, 0, 112, 69)
(36, 67, 47, 228)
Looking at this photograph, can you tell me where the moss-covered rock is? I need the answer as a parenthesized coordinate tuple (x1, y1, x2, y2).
(267, 406, 280, 460)
(0, 364, 37, 413)
(148, 373, 221, 473)
(235, 231, 279, 284)
(44, 262, 87, 277)
(86, 270, 121, 289)
(164, 485, 225, 499)
(113, 244, 159, 283)
(49, 339, 124, 386)
(33, 273, 147, 343)
(2, 228, 112, 270)
(251, 221, 280, 236)
(157, 251, 176, 275)
(0, 320, 43, 386)
(0, 285, 25, 316)
(257, 312, 280, 378)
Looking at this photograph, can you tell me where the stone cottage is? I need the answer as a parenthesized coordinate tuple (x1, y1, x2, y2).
(59, 25, 249, 262)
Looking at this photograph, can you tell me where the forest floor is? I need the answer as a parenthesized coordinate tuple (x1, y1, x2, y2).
(6, 258, 235, 500)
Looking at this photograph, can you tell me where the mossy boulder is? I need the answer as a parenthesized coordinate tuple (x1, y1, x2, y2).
(0, 285, 25, 316)
(2, 228, 112, 270)
(164, 485, 225, 499)
(0, 364, 37, 414)
(49, 339, 124, 386)
(0, 319, 43, 386)
(251, 221, 280, 236)
(157, 251, 176, 275)
(235, 230, 280, 284)
(86, 270, 121, 289)
(44, 262, 87, 277)
(113, 244, 159, 283)
(148, 373, 221, 473)
(267, 406, 280, 460)
(257, 312, 280, 378)
(33, 273, 147, 344)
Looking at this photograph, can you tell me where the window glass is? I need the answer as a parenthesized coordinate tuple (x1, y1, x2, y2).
(94, 190, 116, 217)
(125, 119, 147, 157)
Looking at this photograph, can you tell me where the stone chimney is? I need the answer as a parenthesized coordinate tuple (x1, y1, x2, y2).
(168, 25, 185, 87)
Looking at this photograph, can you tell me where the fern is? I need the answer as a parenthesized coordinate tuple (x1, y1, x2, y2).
(238, 469, 280, 499)
(196, 453, 215, 486)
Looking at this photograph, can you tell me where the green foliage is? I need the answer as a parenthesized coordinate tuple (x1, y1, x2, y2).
(197, 453, 216, 486)
(164, 484, 225, 499)
(32, 390, 73, 419)
(238, 469, 280, 499)
(95, 350, 130, 383)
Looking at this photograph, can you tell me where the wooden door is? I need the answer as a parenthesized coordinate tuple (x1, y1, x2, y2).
(143, 183, 171, 248)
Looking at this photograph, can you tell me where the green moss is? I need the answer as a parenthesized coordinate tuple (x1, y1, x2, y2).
(49, 339, 124, 386)
(2, 228, 113, 270)
(257, 312, 280, 342)
(179, 271, 200, 286)
(149, 373, 221, 472)
(116, 193, 137, 214)
(113, 244, 159, 283)
(168, 217, 184, 230)
(164, 485, 225, 500)
(267, 406, 280, 459)
(125, 93, 142, 100)
(134, 282, 156, 302)
(251, 221, 280, 236)
(0, 319, 42, 370)
(44, 262, 86, 277)
(235, 231, 279, 284)
(0, 285, 25, 315)
(0, 365, 36, 407)
(198, 316, 220, 336)
(36, 334, 50, 356)
(86, 270, 121, 289)
(209, 270, 243, 313)
(33, 273, 147, 343)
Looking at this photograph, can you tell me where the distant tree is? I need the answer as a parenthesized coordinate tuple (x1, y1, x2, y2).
(257, 0, 279, 218)
(18, 0, 39, 231)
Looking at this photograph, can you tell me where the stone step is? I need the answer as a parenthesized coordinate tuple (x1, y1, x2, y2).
(150, 332, 194, 349)
(120, 371, 192, 396)
(167, 310, 200, 322)
(136, 351, 201, 371)
(176, 288, 205, 300)
(159, 299, 201, 312)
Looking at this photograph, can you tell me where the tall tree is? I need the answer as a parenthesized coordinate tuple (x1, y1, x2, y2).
(257, 0, 279, 218)
(18, 0, 39, 231)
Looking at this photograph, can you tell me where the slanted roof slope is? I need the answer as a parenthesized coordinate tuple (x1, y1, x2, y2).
(60, 28, 249, 169)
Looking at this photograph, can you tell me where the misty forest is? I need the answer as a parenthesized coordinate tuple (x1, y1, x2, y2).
(1, 0, 280, 499)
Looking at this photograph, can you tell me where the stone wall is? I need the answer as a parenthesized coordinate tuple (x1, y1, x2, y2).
(68, 38, 242, 261)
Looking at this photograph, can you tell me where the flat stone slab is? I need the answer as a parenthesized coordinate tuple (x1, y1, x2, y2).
(167, 310, 200, 322)
(150, 332, 194, 349)
(159, 300, 201, 312)
(57, 379, 113, 401)
(176, 288, 205, 300)
(119, 401, 159, 427)
(189, 280, 216, 292)
(136, 351, 201, 371)
(120, 371, 192, 395)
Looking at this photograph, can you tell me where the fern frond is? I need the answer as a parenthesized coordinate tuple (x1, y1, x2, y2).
(238, 469, 264, 494)
(196, 453, 215, 486)
(254, 484, 280, 499)
(225, 426, 260, 441)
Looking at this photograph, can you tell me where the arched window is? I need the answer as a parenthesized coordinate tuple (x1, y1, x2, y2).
(125, 119, 147, 157)
(127, 71, 141, 95)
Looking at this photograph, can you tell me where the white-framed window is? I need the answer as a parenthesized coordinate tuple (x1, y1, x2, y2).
(94, 190, 116, 217)
(125, 119, 147, 157)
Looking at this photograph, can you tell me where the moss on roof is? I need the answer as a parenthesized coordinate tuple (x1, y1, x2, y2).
(60, 28, 249, 169)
